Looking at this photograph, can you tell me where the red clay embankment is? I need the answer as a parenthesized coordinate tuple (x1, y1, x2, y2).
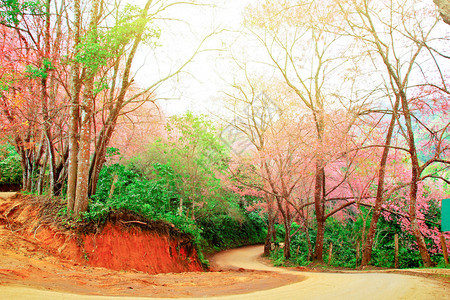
(0, 193, 203, 274)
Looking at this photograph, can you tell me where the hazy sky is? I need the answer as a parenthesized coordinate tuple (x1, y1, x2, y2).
(132, 0, 256, 116)
(132, 0, 448, 118)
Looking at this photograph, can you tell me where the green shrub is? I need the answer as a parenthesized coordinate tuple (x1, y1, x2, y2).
(272, 211, 434, 269)
(196, 208, 266, 252)
(88, 161, 266, 257)
(0, 143, 22, 186)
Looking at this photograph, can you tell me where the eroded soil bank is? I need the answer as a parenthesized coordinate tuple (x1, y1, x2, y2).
(0, 193, 301, 298)
(0, 193, 202, 274)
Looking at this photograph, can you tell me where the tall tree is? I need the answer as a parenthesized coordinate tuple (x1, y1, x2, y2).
(136, 112, 229, 220)
(67, 0, 216, 216)
(72, 0, 101, 216)
(244, 0, 366, 261)
(335, 0, 449, 267)
(221, 71, 281, 256)
(67, 0, 81, 212)
(0, 0, 68, 194)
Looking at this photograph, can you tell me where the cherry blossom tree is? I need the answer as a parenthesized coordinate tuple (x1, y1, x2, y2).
(243, 0, 371, 261)
(334, 0, 449, 267)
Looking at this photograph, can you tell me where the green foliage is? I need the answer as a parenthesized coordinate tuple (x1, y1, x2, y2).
(75, 32, 111, 73)
(106, 147, 121, 159)
(93, 80, 109, 95)
(88, 161, 266, 253)
(321, 217, 362, 268)
(196, 203, 266, 252)
(132, 112, 230, 220)
(105, 4, 161, 51)
(0, 0, 43, 26)
(0, 143, 22, 186)
(74, 4, 160, 73)
(87, 162, 202, 243)
(87, 135, 265, 260)
(25, 58, 54, 80)
(270, 248, 286, 266)
(269, 209, 444, 269)
(85, 114, 266, 260)
(435, 258, 450, 269)
(0, 78, 11, 92)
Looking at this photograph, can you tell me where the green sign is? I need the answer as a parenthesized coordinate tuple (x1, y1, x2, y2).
(443, 199, 450, 232)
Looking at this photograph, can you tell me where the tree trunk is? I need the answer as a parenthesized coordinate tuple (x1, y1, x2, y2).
(283, 201, 292, 260)
(306, 227, 313, 261)
(313, 164, 325, 261)
(440, 233, 449, 265)
(53, 145, 69, 196)
(22, 144, 33, 192)
(44, 130, 56, 194)
(264, 195, 275, 256)
(67, 0, 81, 213)
(361, 95, 400, 266)
(409, 185, 434, 267)
(400, 94, 434, 267)
(264, 226, 273, 256)
(73, 89, 93, 217)
(36, 152, 48, 195)
(312, 95, 326, 262)
(275, 195, 291, 260)
(72, 0, 99, 217)
(41, 0, 56, 195)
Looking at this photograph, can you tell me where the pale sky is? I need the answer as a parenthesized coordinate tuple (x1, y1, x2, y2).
(132, 0, 256, 116)
(130, 0, 448, 118)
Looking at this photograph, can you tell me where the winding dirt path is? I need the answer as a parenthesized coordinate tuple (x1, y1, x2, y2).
(1, 245, 448, 299)
(211, 245, 450, 299)
(0, 192, 448, 299)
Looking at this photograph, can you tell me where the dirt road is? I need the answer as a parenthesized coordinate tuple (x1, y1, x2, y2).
(211, 245, 450, 299)
(0, 192, 16, 199)
(0, 192, 448, 299)
(1, 245, 448, 300)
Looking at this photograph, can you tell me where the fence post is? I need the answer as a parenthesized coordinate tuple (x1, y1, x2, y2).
(394, 233, 399, 268)
(440, 232, 449, 265)
(328, 242, 333, 265)
(356, 241, 360, 267)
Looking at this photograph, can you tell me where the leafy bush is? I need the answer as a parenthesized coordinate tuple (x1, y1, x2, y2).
(196, 207, 266, 252)
(86, 112, 268, 259)
(270, 248, 286, 266)
(269, 210, 441, 269)
(88, 161, 266, 257)
(0, 143, 22, 186)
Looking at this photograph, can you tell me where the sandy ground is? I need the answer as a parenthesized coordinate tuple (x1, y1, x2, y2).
(211, 246, 450, 300)
(0, 192, 449, 299)
(0, 192, 16, 199)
